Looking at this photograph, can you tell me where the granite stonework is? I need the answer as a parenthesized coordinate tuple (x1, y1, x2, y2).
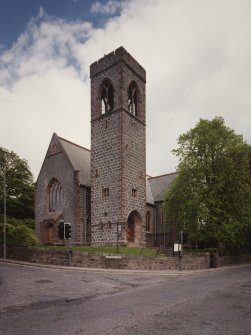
(90, 47, 146, 246)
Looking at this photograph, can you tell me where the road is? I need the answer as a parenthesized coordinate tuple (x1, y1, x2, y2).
(0, 261, 251, 335)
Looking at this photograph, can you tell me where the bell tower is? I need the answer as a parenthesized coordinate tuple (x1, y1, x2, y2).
(90, 47, 146, 246)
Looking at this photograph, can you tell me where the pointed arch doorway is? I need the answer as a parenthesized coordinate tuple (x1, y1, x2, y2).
(127, 210, 142, 246)
(41, 221, 55, 245)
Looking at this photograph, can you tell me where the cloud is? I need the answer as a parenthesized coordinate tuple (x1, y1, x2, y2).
(90, 0, 125, 15)
(1, 0, 251, 180)
(0, 8, 93, 178)
(0, 9, 93, 87)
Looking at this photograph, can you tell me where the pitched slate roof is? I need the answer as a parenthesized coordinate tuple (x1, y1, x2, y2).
(148, 172, 177, 203)
(58, 136, 91, 186)
(146, 176, 155, 205)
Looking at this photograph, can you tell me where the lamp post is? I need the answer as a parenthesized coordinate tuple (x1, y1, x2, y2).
(3, 165, 6, 260)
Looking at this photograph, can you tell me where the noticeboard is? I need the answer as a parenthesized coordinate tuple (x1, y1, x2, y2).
(174, 243, 182, 252)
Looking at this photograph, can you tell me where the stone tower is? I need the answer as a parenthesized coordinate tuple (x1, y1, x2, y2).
(90, 47, 146, 246)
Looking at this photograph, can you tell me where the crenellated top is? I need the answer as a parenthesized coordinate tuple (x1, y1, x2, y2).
(90, 46, 146, 82)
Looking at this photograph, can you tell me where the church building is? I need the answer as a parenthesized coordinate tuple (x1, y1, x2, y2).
(35, 47, 177, 247)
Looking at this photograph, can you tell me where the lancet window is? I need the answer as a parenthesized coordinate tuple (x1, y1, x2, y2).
(128, 82, 138, 116)
(101, 79, 114, 114)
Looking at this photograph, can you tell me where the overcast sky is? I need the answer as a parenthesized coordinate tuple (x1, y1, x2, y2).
(1, 0, 251, 181)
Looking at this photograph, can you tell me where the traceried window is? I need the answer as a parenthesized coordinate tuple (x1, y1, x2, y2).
(128, 82, 138, 116)
(146, 211, 151, 232)
(48, 179, 63, 213)
(101, 79, 114, 114)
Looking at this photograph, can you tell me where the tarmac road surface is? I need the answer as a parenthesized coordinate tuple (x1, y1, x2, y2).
(0, 261, 251, 335)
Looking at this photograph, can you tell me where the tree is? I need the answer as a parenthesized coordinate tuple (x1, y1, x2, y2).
(0, 147, 34, 219)
(165, 117, 251, 249)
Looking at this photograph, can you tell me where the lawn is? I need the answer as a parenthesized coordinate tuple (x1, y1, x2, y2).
(35, 245, 162, 257)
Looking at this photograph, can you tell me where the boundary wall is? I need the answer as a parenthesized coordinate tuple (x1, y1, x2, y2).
(1, 247, 251, 270)
(1, 246, 210, 271)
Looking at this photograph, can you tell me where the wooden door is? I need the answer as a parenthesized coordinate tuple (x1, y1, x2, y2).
(47, 225, 54, 244)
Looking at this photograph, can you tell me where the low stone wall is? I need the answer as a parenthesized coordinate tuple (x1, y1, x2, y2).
(216, 254, 251, 267)
(1, 246, 210, 271)
(2, 247, 250, 270)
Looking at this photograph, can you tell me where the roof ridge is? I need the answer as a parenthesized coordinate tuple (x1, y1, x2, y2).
(148, 172, 177, 180)
(58, 136, 90, 152)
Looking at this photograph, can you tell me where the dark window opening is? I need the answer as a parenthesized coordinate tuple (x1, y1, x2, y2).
(132, 189, 137, 198)
(101, 80, 114, 114)
(102, 187, 110, 199)
(128, 82, 138, 116)
(146, 211, 150, 232)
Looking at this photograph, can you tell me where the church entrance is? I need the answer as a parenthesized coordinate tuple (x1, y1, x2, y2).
(42, 221, 55, 245)
(127, 210, 142, 246)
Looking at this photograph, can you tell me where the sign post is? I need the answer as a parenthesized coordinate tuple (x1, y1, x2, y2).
(173, 238, 183, 271)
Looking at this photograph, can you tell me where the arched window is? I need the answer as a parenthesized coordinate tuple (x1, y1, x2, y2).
(146, 211, 150, 232)
(48, 179, 63, 213)
(101, 79, 114, 114)
(128, 82, 138, 116)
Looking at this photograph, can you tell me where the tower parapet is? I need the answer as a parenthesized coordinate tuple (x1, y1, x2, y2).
(90, 46, 146, 82)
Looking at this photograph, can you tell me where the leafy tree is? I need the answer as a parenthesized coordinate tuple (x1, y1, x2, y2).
(165, 117, 251, 249)
(0, 147, 34, 219)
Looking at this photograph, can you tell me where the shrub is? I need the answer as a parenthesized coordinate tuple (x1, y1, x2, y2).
(0, 223, 38, 247)
(0, 223, 15, 245)
(0, 215, 35, 230)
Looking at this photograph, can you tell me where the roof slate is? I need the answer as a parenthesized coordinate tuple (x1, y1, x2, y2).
(148, 173, 177, 202)
(146, 177, 155, 204)
(58, 137, 91, 186)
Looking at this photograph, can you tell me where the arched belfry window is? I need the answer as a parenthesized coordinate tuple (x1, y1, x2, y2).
(48, 179, 63, 213)
(101, 79, 114, 114)
(128, 82, 138, 116)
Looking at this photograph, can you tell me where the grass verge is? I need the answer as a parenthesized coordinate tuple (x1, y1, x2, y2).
(34, 245, 162, 257)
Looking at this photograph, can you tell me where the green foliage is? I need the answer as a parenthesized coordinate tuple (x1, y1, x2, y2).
(0, 215, 35, 229)
(165, 117, 251, 249)
(0, 146, 34, 219)
(0, 223, 38, 247)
